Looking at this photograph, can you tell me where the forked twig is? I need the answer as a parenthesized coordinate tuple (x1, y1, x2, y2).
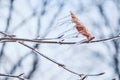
(0, 73, 25, 80)
(0, 31, 120, 44)
(0, 31, 105, 79)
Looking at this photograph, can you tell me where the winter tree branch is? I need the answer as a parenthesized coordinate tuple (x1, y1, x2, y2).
(0, 31, 120, 44)
(0, 31, 105, 80)
(0, 73, 25, 80)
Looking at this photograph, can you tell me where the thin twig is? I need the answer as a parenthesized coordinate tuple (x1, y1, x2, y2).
(0, 73, 25, 80)
(0, 32, 120, 44)
(0, 31, 105, 79)
(80, 72, 105, 80)
(19, 41, 105, 78)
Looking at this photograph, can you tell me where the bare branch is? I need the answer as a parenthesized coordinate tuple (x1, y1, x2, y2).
(0, 31, 105, 79)
(0, 31, 120, 45)
(0, 73, 25, 80)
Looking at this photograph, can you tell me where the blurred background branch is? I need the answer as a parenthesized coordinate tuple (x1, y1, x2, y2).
(0, 0, 120, 80)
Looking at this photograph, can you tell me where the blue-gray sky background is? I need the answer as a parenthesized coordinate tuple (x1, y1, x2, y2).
(0, 0, 120, 80)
